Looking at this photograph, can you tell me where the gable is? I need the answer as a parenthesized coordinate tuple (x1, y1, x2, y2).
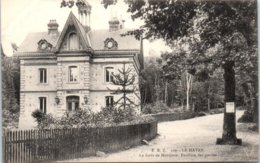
(59, 25, 85, 51)
(56, 12, 90, 52)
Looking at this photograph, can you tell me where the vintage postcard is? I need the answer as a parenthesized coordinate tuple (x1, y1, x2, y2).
(1, 0, 259, 162)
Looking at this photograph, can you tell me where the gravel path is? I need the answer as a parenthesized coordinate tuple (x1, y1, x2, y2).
(60, 110, 259, 162)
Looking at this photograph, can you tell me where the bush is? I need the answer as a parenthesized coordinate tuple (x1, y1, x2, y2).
(32, 110, 56, 129)
(118, 115, 155, 126)
(99, 106, 137, 123)
(57, 108, 94, 128)
(32, 110, 45, 123)
(238, 110, 254, 123)
(142, 101, 170, 114)
(3, 103, 20, 129)
(3, 110, 19, 129)
(32, 107, 155, 129)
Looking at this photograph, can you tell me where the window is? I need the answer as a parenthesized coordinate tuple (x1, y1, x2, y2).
(39, 97, 47, 114)
(67, 96, 79, 111)
(105, 96, 114, 107)
(105, 67, 114, 83)
(69, 33, 79, 50)
(39, 68, 47, 83)
(69, 66, 79, 82)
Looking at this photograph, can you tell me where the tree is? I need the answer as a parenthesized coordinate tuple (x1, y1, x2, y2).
(123, 0, 256, 144)
(60, 0, 257, 143)
(109, 63, 139, 110)
(192, 68, 225, 111)
(140, 56, 180, 107)
(2, 45, 20, 129)
(161, 41, 196, 111)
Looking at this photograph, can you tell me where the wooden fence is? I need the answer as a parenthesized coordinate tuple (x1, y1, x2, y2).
(3, 121, 157, 163)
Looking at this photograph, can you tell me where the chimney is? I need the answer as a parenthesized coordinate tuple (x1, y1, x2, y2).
(109, 17, 124, 31)
(77, 0, 91, 28)
(47, 20, 59, 36)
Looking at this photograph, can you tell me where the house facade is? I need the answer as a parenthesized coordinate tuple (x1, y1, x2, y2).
(15, 2, 143, 129)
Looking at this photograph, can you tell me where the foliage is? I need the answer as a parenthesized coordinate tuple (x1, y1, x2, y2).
(192, 68, 225, 111)
(3, 109, 20, 129)
(32, 110, 45, 123)
(60, 0, 258, 123)
(60, 0, 75, 8)
(32, 107, 154, 129)
(109, 63, 139, 109)
(122, 0, 257, 122)
(238, 110, 255, 123)
(31, 110, 56, 129)
(2, 56, 19, 113)
(56, 108, 93, 128)
(140, 57, 163, 104)
(102, 106, 136, 123)
(140, 55, 226, 113)
(60, 0, 117, 9)
(142, 101, 170, 114)
(2, 45, 20, 129)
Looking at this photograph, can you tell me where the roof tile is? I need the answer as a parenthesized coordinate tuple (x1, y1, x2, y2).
(17, 13, 140, 54)
(18, 32, 60, 53)
(89, 29, 140, 50)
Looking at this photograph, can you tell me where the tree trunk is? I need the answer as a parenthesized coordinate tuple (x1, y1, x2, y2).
(123, 63, 126, 110)
(192, 100, 195, 112)
(217, 61, 241, 145)
(186, 71, 190, 111)
(164, 81, 168, 105)
(207, 83, 211, 111)
(241, 82, 251, 110)
(223, 61, 236, 140)
(144, 86, 148, 104)
(208, 98, 211, 111)
(251, 80, 258, 124)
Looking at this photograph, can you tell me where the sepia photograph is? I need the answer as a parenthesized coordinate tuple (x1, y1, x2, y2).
(1, 0, 259, 162)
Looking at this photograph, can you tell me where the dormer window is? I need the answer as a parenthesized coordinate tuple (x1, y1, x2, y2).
(69, 33, 79, 50)
(38, 39, 53, 51)
(104, 38, 118, 50)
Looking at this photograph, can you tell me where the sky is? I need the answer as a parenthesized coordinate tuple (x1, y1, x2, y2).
(1, 0, 171, 57)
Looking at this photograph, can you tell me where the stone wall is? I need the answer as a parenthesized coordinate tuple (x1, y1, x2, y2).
(18, 92, 57, 129)
(19, 54, 141, 129)
(89, 57, 141, 112)
(21, 59, 57, 92)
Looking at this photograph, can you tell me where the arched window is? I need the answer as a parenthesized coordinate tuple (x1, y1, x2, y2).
(66, 96, 79, 111)
(68, 33, 79, 50)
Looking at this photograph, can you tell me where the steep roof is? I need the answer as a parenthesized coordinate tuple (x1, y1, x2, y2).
(88, 29, 140, 50)
(16, 12, 140, 54)
(18, 32, 60, 53)
(55, 12, 91, 50)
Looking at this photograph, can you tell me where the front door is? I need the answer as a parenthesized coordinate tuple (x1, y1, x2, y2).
(66, 96, 79, 111)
